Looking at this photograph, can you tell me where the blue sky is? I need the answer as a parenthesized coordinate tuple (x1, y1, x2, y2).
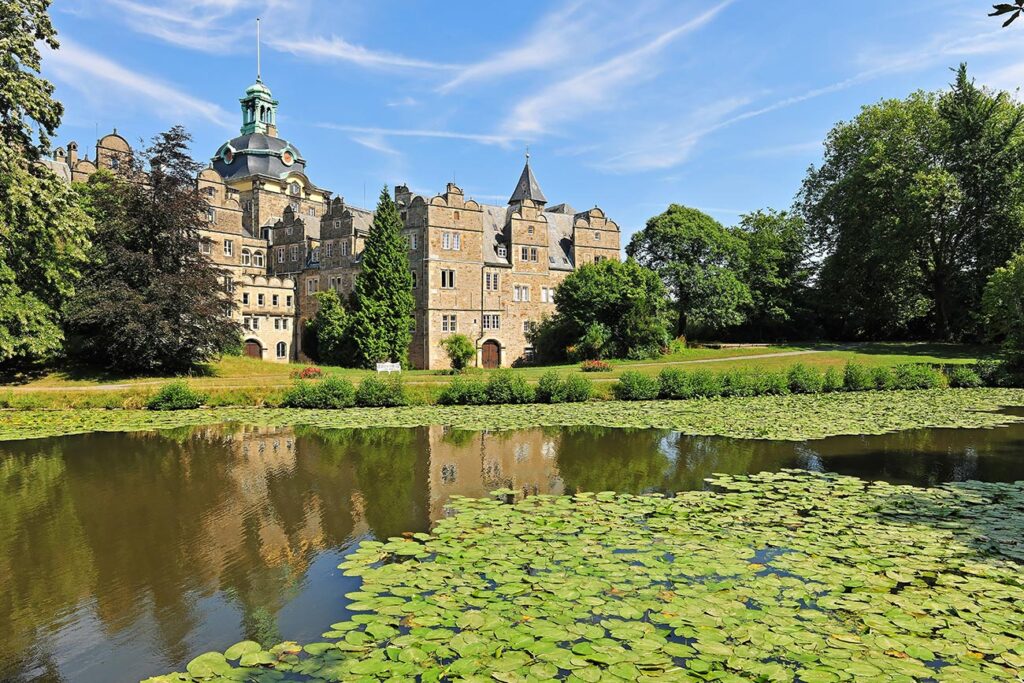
(44, 0, 1024, 240)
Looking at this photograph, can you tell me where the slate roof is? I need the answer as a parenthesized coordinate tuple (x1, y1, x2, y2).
(508, 161, 547, 205)
(211, 133, 309, 184)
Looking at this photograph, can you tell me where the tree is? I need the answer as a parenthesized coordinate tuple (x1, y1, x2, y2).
(64, 127, 239, 373)
(309, 290, 355, 366)
(349, 188, 415, 368)
(733, 210, 813, 339)
(627, 205, 750, 337)
(982, 249, 1024, 368)
(0, 0, 92, 368)
(800, 65, 1024, 340)
(991, 1, 1024, 26)
(529, 259, 669, 361)
(440, 334, 475, 371)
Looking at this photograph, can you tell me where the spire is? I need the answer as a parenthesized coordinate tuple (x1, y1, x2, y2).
(508, 150, 547, 205)
(256, 17, 261, 82)
(239, 19, 279, 137)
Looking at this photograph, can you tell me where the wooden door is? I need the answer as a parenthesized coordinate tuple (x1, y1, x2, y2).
(244, 341, 262, 359)
(482, 340, 500, 369)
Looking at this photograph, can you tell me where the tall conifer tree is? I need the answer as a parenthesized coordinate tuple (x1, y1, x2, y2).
(351, 188, 414, 367)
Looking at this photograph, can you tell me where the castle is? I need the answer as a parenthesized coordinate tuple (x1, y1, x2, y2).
(44, 75, 622, 369)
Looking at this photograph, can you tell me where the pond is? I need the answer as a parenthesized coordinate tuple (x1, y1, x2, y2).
(2, 416, 1024, 682)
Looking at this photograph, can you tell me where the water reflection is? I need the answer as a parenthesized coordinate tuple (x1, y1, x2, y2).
(2, 419, 1023, 682)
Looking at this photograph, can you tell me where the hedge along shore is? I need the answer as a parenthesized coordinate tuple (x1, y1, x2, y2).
(2, 388, 1023, 443)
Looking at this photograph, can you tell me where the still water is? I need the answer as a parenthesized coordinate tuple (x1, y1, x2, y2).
(2, 417, 1024, 682)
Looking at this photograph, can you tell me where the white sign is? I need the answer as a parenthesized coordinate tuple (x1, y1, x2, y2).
(376, 362, 401, 373)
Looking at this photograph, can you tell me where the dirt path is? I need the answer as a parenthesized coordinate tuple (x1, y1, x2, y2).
(2, 348, 827, 392)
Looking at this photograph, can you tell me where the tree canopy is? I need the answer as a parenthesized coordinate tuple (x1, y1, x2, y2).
(64, 127, 239, 373)
(0, 0, 92, 368)
(983, 250, 1024, 368)
(349, 188, 415, 368)
(626, 205, 750, 338)
(800, 64, 1024, 340)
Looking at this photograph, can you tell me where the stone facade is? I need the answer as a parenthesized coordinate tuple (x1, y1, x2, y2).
(44, 75, 621, 369)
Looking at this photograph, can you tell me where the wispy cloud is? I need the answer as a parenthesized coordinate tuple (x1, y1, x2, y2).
(349, 134, 401, 157)
(502, 1, 734, 136)
(318, 124, 522, 147)
(270, 35, 459, 71)
(44, 37, 233, 128)
(104, 0, 250, 52)
(438, 1, 587, 93)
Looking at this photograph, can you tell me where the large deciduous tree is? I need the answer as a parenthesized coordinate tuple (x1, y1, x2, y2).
(309, 289, 356, 366)
(626, 205, 750, 338)
(349, 188, 415, 368)
(801, 65, 1024, 341)
(0, 0, 92, 368)
(983, 250, 1024, 368)
(529, 259, 669, 361)
(64, 127, 239, 373)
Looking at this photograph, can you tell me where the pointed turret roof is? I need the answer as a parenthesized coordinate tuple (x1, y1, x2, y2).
(508, 154, 547, 205)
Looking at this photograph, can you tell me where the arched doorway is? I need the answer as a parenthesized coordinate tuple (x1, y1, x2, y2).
(481, 340, 501, 369)
(244, 340, 263, 359)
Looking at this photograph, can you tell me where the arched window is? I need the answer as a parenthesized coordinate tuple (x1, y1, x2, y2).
(289, 182, 301, 196)
(241, 249, 252, 266)
(253, 251, 264, 267)
(276, 341, 287, 359)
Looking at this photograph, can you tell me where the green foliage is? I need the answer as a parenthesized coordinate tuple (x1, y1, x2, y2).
(355, 374, 409, 407)
(484, 370, 535, 404)
(947, 365, 983, 388)
(613, 371, 660, 401)
(982, 249, 1024, 369)
(843, 362, 875, 392)
(350, 188, 414, 368)
(536, 371, 593, 403)
(787, 363, 824, 394)
(823, 366, 844, 393)
(281, 377, 356, 409)
(892, 364, 946, 390)
(627, 205, 751, 337)
(440, 334, 476, 371)
(146, 381, 207, 410)
(871, 366, 897, 391)
(722, 368, 790, 397)
(0, 2, 92, 368)
(990, 1, 1024, 27)
(64, 129, 239, 373)
(531, 259, 669, 362)
(436, 376, 489, 405)
(310, 290, 355, 366)
(801, 65, 1024, 340)
(151, 471, 1024, 683)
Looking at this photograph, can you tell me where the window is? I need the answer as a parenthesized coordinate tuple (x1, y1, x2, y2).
(442, 232, 451, 250)
(223, 275, 233, 293)
(243, 316, 250, 329)
(594, 255, 607, 263)
(245, 200, 254, 212)
(541, 287, 555, 303)
(483, 314, 500, 330)
(276, 341, 287, 359)
(411, 271, 418, 289)
(497, 245, 507, 259)
(454, 211, 461, 220)
(251, 317, 260, 330)
(290, 245, 299, 262)
(341, 241, 350, 256)
(206, 208, 216, 223)
(286, 225, 293, 236)
(410, 234, 418, 250)
(594, 231, 601, 241)
(277, 247, 285, 263)
(524, 347, 536, 362)
(261, 227, 271, 241)
(527, 226, 534, 235)
(289, 182, 301, 196)
(274, 318, 281, 330)
(241, 249, 252, 266)
(200, 241, 211, 255)
(272, 294, 279, 306)
(530, 247, 538, 262)
(442, 314, 457, 332)
(257, 293, 265, 307)
(110, 157, 120, 170)
(514, 285, 530, 302)
(523, 321, 536, 334)
(485, 272, 499, 291)
(254, 251, 264, 267)
(521, 246, 529, 262)
(453, 233, 461, 251)
(224, 239, 234, 257)
(308, 207, 315, 216)
(282, 318, 289, 329)
(441, 269, 455, 289)
(325, 242, 334, 258)
(306, 278, 319, 294)
(286, 295, 293, 307)
(242, 293, 250, 305)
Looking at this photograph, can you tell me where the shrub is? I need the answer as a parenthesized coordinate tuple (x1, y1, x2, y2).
(580, 360, 613, 372)
(688, 369, 725, 398)
(871, 366, 896, 391)
(822, 366, 844, 393)
(947, 365, 983, 388)
(291, 366, 323, 380)
(440, 334, 476, 372)
(613, 371, 660, 401)
(761, 371, 791, 395)
(891, 364, 945, 390)
(355, 374, 409, 407)
(536, 370, 562, 403)
(437, 376, 489, 405)
(538, 371, 593, 403)
(281, 377, 355, 409)
(147, 381, 207, 410)
(843, 362, 874, 392)
(658, 368, 692, 400)
(788, 363, 824, 394)
(485, 370, 536, 404)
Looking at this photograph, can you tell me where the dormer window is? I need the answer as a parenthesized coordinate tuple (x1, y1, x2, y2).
(497, 245, 507, 259)
(288, 182, 301, 196)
